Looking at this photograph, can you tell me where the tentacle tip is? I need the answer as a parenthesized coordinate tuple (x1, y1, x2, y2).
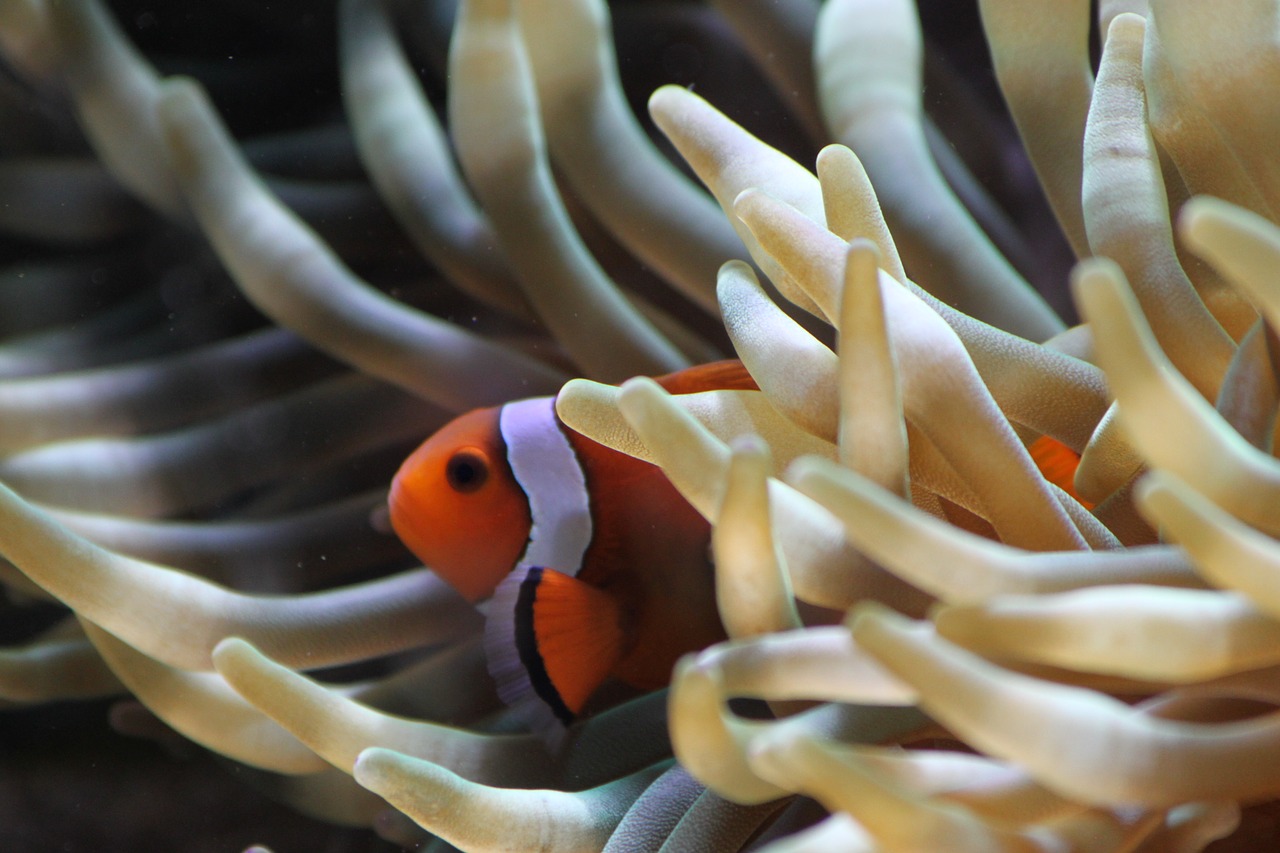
(210, 635, 255, 667)
(1132, 470, 1172, 504)
(732, 186, 765, 213)
(781, 453, 829, 491)
(1106, 11, 1146, 40)
(843, 600, 904, 640)
(208, 637, 261, 676)
(616, 375, 666, 415)
(155, 76, 217, 165)
(363, 749, 470, 813)
(747, 727, 837, 800)
(1069, 256, 1122, 293)
(930, 604, 983, 645)
(845, 237, 881, 260)
(1177, 195, 1232, 246)
(815, 142, 855, 167)
(716, 259, 758, 293)
(728, 432, 769, 460)
(1132, 471, 1200, 532)
(743, 738, 797, 787)
(668, 655, 726, 726)
(747, 722, 812, 763)
(646, 83, 692, 120)
(555, 377, 610, 409)
(671, 651, 721, 690)
(156, 74, 206, 120)
(352, 746, 402, 790)
(1070, 257, 1129, 319)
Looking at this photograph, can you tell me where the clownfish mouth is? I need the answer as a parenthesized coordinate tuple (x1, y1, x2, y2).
(386, 481, 431, 564)
(369, 503, 393, 535)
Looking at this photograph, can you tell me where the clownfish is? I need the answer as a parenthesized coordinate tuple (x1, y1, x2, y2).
(389, 359, 1091, 735)
(389, 360, 757, 735)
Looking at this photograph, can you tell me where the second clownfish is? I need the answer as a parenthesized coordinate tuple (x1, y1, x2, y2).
(389, 360, 757, 735)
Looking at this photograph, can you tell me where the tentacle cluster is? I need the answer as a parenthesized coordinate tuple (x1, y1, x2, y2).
(1, 0, 1280, 851)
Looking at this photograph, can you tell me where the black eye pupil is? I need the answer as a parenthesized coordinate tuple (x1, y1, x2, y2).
(446, 451, 489, 492)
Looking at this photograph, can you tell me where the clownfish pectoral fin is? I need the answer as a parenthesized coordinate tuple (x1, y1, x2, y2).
(484, 567, 625, 743)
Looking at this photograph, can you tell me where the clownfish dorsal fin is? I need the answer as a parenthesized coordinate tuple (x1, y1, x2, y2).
(652, 359, 758, 395)
(484, 566, 625, 744)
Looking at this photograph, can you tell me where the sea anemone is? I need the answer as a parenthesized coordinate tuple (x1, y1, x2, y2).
(2, 0, 1280, 850)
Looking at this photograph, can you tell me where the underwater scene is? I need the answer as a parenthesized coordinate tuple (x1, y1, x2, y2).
(0, 0, 1278, 850)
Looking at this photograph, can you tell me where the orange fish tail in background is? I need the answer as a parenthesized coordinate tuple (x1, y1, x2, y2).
(1027, 434, 1093, 509)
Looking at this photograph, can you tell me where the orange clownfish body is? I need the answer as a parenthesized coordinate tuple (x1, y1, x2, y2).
(389, 360, 757, 732)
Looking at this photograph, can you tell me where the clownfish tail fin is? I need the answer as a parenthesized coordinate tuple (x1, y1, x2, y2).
(484, 567, 625, 745)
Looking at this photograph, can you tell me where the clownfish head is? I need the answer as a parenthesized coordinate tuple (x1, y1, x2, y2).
(389, 406, 532, 602)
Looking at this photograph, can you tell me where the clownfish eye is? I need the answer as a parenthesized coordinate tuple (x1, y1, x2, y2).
(445, 449, 489, 493)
